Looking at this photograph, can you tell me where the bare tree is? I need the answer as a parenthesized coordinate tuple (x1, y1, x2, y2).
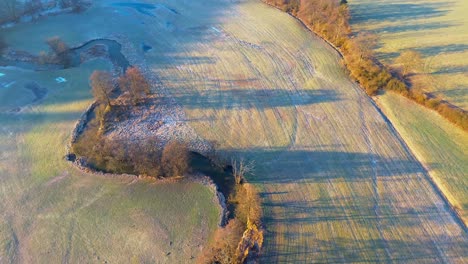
(231, 158, 254, 185)
(118, 67, 150, 105)
(90, 71, 114, 107)
(395, 50, 424, 77)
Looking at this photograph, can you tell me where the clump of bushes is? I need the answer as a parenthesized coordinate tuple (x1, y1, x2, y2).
(73, 123, 190, 177)
(72, 68, 190, 177)
(38, 36, 73, 67)
(118, 67, 151, 105)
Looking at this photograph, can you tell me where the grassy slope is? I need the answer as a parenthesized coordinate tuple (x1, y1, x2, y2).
(349, 0, 468, 109)
(349, 0, 468, 226)
(376, 93, 468, 223)
(143, 0, 467, 262)
(0, 5, 220, 263)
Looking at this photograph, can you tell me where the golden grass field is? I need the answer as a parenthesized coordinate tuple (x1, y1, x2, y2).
(349, 0, 468, 109)
(350, 0, 468, 229)
(0, 0, 467, 263)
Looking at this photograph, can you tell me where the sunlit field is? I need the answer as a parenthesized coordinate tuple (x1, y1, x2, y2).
(0, 0, 466, 262)
(350, 0, 468, 109)
(350, 0, 468, 228)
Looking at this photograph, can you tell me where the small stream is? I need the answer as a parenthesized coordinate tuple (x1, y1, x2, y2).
(70, 39, 130, 71)
(0, 38, 130, 72)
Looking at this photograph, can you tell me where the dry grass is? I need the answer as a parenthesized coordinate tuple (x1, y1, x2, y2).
(349, 0, 468, 109)
(145, 0, 468, 262)
(350, 0, 468, 226)
(1, 0, 467, 262)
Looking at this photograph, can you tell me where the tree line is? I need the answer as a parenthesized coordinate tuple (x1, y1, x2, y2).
(263, 0, 467, 131)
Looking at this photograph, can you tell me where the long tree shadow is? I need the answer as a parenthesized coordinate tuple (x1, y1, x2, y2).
(216, 146, 468, 262)
(260, 235, 468, 263)
(220, 147, 426, 184)
(350, 1, 453, 23)
(158, 86, 340, 110)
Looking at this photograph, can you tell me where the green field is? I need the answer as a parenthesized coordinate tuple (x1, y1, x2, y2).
(1, 0, 467, 263)
(349, 0, 468, 109)
(0, 7, 221, 263)
(376, 92, 468, 223)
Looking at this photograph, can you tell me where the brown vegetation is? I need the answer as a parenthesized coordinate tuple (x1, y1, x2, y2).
(198, 163, 263, 264)
(262, 0, 468, 131)
(72, 69, 190, 177)
(45, 36, 72, 67)
(73, 118, 189, 177)
(90, 70, 114, 107)
(161, 140, 190, 177)
(118, 67, 151, 105)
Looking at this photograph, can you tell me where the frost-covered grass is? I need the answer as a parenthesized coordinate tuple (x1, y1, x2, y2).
(145, 0, 468, 262)
(1, 0, 467, 263)
(0, 39, 219, 264)
(350, 0, 468, 226)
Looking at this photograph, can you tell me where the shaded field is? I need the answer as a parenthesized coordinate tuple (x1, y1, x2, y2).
(349, 0, 468, 109)
(137, 0, 467, 262)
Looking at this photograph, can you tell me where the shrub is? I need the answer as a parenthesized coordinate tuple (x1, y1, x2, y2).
(161, 140, 190, 177)
(198, 183, 263, 264)
(385, 78, 406, 93)
(46, 36, 72, 67)
(197, 219, 244, 264)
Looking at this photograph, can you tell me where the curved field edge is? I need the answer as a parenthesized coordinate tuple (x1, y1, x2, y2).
(0, 58, 221, 263)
